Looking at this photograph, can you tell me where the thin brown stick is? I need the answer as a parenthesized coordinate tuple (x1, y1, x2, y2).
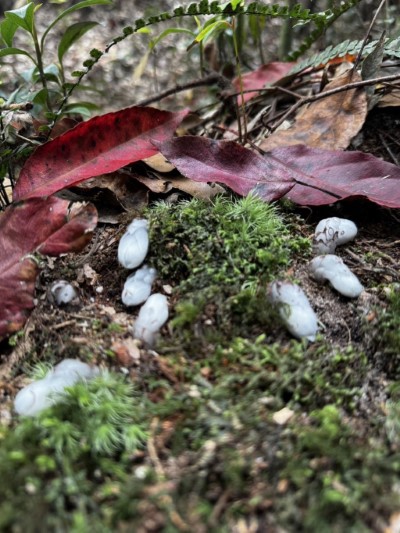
(271, 72, 400, 131)
(137, 73, 229, 107)
(353, 0, 387, 71)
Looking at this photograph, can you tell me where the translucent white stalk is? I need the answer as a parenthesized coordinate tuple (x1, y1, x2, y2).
(122, 265, 157, 307)
(133, 293, 169, 346)
(14, 359, 99, 417)
(310, 254, 363, 298)
(50, 280, 78, 305)
(268, 281, 318, 341)
(118, 218, 149, 269)
(314, 217, 358, 255)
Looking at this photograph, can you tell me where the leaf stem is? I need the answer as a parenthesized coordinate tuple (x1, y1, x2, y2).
(31, 22, 53, 112)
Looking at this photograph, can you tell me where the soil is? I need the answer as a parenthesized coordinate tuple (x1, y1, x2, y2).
(1, 2, 400, 532)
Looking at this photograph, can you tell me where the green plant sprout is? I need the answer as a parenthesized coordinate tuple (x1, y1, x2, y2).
(0, 0, 111, 117)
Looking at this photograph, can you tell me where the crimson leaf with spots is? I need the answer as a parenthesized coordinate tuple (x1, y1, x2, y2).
(13, 106, 188, 201)
(0, 198, 97, 340)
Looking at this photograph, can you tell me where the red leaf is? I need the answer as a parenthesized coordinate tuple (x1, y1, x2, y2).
(13, 106, 188, 201)
(0, 197, 97, 340)
(158, 136, 294, 201)
(159, 136, 400, 208)
(268, 144, 400, 208)
(232, 62, 295, 103)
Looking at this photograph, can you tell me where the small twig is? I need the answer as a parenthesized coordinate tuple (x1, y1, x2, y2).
(137, 73, 228, 107)
(209, 488, 231, 526)
(0, 102, 33, 111)
(227, 85, 302, 101)
(378, 132, 399, 166)
(50, 320, 77, 331)
(147, 418, 190, 532)
(147, 417, 165, 477)
(353, 0, 387, 71)
(271, 72, 400, 131)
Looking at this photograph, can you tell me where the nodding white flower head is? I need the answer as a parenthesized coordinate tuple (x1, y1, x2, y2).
(133, 293, 169, 346)
(314, 217, 358, 255)
(122, 265, 157, 307)
(49, 280, 79, 306)
(14, 359, 99, 417)
(310, 254, 363, 298)
(118, 218, 149, 269)
(268, 281, 318, 341)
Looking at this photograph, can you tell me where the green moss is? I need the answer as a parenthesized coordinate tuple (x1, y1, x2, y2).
(148, 195, 310, 293)
(0, 372, 147, 531)
(3, 195, 398, 531)
(380, 285, 400, 354)
(280, 405, 400, 532)
(148, 195, 310, 356)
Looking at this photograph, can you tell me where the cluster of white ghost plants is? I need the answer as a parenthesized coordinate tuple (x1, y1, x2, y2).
(268, 217, 363, 341)
(118, 218, 169, 346)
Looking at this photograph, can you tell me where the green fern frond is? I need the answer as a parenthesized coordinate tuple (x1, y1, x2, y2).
(288, 0, 363, 60)
(290, 35, 400, 74)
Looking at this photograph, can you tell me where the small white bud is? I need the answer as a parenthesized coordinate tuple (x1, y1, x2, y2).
(14, 379, 55, 416)
(314, 217, 357, 255)
(133, 293, 169, 346)
(268, 281, 318, 341)
(118, 218, 149, 269)
(310, 255, 363, 298)
(49, 280, 78, 305)
(53, 358, 99, 379)
(122, 265, 157, 307)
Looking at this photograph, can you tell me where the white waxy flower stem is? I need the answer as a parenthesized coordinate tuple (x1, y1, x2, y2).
(310, 254, 363, 298)
(118, 218, 149, 269)
(14, 359, 99, 417)
(268, 281, 318, 341)
(133, 293, 169, 346)
(314, 217, 358, 255)
(122, 265, 157, 307)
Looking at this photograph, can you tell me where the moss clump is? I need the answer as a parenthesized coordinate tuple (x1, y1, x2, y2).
(0, 372, 147, 531)
(378, 285, 400, 377)
(148, 195, 310, 292)
(280, 405, 400, 532)
(148, 195, 310, 353)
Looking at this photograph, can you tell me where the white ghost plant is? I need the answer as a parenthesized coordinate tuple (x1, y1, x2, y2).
(122, 265, 157, 307)
(314, 217, 358, 255)
(14, 359, 99, 417)
(309, 254, 363, 298)
(50, 280, 79, 305)
(118, 218, 149, 269)
(268, 281, 319, 341)
(133, 293, 169, 346)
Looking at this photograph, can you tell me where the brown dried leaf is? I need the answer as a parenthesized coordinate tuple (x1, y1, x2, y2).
(136, 174, 224, 200)
(143, 153, 175, 173)
(260, 70, 368, 151)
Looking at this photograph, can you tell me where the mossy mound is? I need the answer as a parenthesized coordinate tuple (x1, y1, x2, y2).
(1, 196, 400, 531)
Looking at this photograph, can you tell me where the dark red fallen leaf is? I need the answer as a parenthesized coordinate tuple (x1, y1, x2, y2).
(232, 62, 295, 103)
(0, 197, 97, 340)
(158, 136, 295, 201)
(13, 106, 188, 201)
(268, 144, 400, 207)
(159, 136, 400, 208)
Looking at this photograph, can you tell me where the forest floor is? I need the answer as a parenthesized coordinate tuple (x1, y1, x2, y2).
(1, 2, 400, 532)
